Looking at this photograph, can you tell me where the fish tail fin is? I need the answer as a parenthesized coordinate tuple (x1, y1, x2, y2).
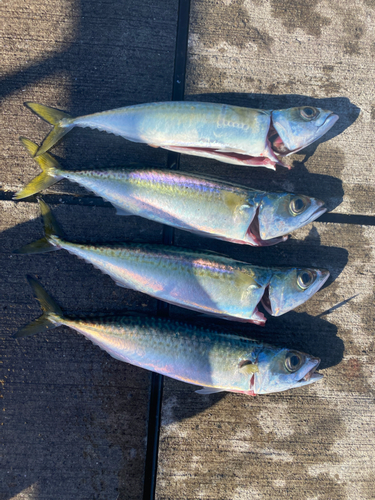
(24, 102, 75, 156)
(13, 198, 66, 255)
(14, 276, 64, 338)
(14, 138, 64, 200)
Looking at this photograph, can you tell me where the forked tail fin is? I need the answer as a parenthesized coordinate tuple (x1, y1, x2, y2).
(14, 138, 64, 199)
(14, 276, 64, 337)
(13, 199, 66, 255)
(24, 102, 75, 156)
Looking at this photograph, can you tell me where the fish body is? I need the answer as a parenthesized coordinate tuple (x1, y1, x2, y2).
(15, 200, 330, 324)
(56, 170, 266, 246)
(15, 139, 327, 247)
(25, 101, 339, 170)
(16, 277, 324, 395)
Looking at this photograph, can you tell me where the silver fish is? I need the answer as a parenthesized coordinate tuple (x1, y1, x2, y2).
(16, 276, 324, 395)
(25, 101, 338, 170)
(14, 199, 330, 325)
(15, 138, 327, 247)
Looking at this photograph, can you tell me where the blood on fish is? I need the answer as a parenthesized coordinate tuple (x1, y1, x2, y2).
(165, 146, 278, 168)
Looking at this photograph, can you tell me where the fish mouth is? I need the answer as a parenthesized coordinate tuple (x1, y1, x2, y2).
(294, 200, 327, 229)
(305, 203, 327, 224)
(296, 358, 323, 385)
(248, 360, 322, 395)
(268, 112, 339, 157)
(246, 207, 288, 247)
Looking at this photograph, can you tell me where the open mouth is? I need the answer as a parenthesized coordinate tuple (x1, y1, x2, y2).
(300, 364, 317, 382)
(298, 359, 322, 383)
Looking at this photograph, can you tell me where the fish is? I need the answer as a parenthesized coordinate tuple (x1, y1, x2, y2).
(14, 199, 330, 325)
(14, 138, 327, 247)
(15, 276, 324, 395)
(24, 101, 339, 170)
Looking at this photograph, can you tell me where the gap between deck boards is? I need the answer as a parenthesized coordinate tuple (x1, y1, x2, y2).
(5, 192, 375, 227)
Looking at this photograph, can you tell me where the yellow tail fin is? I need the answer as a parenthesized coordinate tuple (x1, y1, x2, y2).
(14, 138, 63, 199)
(13, 198, 66, 254)
(24, 102, 74, 156)
(14, 276, 64, 338)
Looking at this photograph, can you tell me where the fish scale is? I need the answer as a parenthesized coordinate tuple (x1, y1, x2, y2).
(15, 200, 330, 325)
(23, 101, 338, 169)
(16, 277, 324, 395)
(42, 314, 261, 391)
(15, 138, 328, 247)
(59, 240, 268, 317)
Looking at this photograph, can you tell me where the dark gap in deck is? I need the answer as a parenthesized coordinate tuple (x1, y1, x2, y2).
(142, 1, 191, 500)
(318, 212, 375, 226)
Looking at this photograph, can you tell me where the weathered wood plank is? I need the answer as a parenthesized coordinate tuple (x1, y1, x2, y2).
(181, 0, 375, 216)
(156, 222, 375, 500)
(1, 0, 178, 197)
(0, 202, 165, 500)
(0, 0, 180, 497)
(156, 5, 375, 494)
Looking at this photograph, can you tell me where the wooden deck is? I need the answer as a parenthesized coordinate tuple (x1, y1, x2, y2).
(1, 0, 374, 499)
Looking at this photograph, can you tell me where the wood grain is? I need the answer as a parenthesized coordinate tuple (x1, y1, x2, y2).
(0, 0, 179, 497)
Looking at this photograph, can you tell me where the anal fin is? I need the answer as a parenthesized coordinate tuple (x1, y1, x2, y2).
(113, 205, 134, 216)
(195, 387, 226, 395)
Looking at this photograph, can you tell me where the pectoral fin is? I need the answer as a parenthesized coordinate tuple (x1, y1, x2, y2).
(239, 360, 259, 374)
(221, 190, 252, 215)
(234, 269, 262, 291)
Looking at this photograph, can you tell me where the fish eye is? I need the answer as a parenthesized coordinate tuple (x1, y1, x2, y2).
(297, 270, 316, 290)
(289, 197, 306, 216)
(285, 351, 304, 373)
(300, 107, 319, 120)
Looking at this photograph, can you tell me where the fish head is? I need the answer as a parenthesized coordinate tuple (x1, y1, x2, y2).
(270, 107, 339, 155)
(254, 192, 326, 242)
(261, 267, 330, 316)
(253, 347, 323, 394)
